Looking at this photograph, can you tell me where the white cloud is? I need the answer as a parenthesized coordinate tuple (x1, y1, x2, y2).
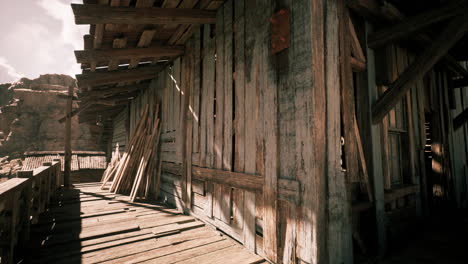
(0, 0, 87, 83)
(38, 0, 85, 50)
(0, 57, 23, 81)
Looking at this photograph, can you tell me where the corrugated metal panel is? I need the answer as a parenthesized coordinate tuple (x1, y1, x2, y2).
(22, 154, 106, 172)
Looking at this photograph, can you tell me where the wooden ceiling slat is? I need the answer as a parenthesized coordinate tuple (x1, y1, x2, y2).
(165, 0, 198, 44)
(136, 0, 155, 7)
(72, 4, 217, 25)
(108, 37, 128, 70)
(84, 83, 149, 98)
(129, 29, 158, 68)
(84, 34, 93, 50)
(105, 0, 131, 32)
(170, 0, 223, 45)
(368, 1, 468, 49)
(76, 45, 183, 64)
(76, 64, 165, 87)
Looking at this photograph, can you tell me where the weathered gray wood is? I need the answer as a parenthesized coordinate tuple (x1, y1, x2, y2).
(453, 107, 468, 130)
(339, 1, 359, 183)
(192, 166, 263, 192)
(330, 1, 353, 262)
(366, 22, 387, 256)
(192, 29, 201, 154)
(372, 15, 468, 124)
(367, 0, 468, 48)
(214, 5, 224, 170)
(64, 86, 73, 188)
(75, 46, 184, 64)
(243, 0, 258, 254)
(257, 0, 277, 262)
(202, 24, 216, 218)
(212, 4, 225, 225)
(72, 4, 217, 25)
(76, 65, 165, 88)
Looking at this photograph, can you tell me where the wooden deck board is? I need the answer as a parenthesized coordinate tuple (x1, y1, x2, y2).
(29, 182, 263, 264)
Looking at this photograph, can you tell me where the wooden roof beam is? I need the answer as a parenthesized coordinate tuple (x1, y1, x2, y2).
(58, 102, 92, 123)
(367, 1, 468, 49)
(454, 108, 468, 130)
(372, 15, 468, 124)
(71, 4, 217, 25)
(451, 77, 468, 88)
(76, 64, 164, 88)
(84, 82, 149, 98)
(75, 46, 184, 64)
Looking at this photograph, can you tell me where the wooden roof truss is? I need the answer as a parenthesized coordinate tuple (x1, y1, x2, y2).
(69, 0, 224, 134)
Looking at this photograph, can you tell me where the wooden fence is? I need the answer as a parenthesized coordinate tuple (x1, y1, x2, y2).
(0, 160, 61, 264)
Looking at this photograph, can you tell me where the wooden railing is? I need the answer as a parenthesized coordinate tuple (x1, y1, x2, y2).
(0, 160, 61, 264)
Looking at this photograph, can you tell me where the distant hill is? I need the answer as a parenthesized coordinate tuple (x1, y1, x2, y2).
(0, 74, 104, 158)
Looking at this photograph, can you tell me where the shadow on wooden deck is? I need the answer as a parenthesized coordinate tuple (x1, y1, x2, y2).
(22, 182, 265, 264)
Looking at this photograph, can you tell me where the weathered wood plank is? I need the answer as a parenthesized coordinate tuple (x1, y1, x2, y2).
(372, 15, 468, 124)
(72, 4, 217, 25)
(243, 0, 258, 253)
(76, 65, 164, 88)
(212, 4, 225, 223)
(367, 1, 468, 48)
(294, 0, 326, 262)
(192, 166, 263, 192)
(192, 29, 201, 154)
(329, 1, 353, 262)
(75, 46, 184, 64)
(258, 0, 277, 261)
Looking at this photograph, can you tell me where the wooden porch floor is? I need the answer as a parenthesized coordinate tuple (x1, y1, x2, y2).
(27, 182, 265, 264)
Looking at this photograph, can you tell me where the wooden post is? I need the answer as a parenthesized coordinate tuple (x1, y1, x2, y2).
(366, 22, 387, 255)
(64, 86, 73, 188)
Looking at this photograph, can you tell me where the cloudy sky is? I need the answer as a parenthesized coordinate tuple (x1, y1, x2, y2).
(0, 0, 89, 83)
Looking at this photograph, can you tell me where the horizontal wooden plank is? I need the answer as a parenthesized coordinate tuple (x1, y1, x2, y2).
(161, 162, 182, 175)
(75, 46, 185, 64)
(192, 166, 263, 192)
(0, 178, 30, 197)
(76, 65, 164, 88)
(384, 184, 419, 203)
(278, 178, 300, 205)
(72, 4, 217, 25)
(367, 1, 468, 48)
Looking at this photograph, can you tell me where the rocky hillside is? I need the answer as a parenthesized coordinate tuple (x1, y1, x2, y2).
(0, 74, 104, 158)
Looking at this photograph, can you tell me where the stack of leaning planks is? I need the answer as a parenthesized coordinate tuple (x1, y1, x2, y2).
(101, 143, 121, 183)
(101, 103, 161, 201)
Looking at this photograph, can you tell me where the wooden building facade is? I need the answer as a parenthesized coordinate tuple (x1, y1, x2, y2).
(71, 0, 468, 263)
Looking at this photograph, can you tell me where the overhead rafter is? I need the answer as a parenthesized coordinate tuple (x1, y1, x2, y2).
(454, 107, 468, 130)
(372, 15, 468, 124)
(84, 82, 150, 98)
(71, 4, 217, 25)
(75, 46, 185, 64)
(58, 101, 92, 123)
(367, 1, 468, 48)
(451, 77, 468, 88)
(76, 64, 165, 88)
(348, 0, 468, 78)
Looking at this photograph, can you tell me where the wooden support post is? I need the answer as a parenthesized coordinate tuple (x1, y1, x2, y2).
(64, 86, 73, 188)
(181, 39, 193, 214)
(366, 22, 387, 256)
(329, 1, 353, 262)
(372, 15, 468, 124)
